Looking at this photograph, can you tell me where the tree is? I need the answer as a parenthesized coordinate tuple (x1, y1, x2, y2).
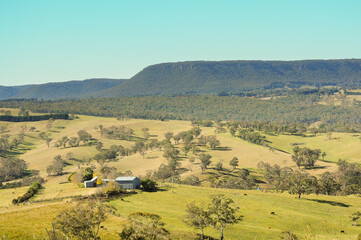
(96, 142, 103, 151)
(318, 172, 340, 195)
(321, 152, 326, 161)
(46, 118, 54, 129)
(215, 162, 223, 172)
(163, 144, 179, 161)
(350, 211, 361, 226)
(77, 130, 92, 145)
(292, 147, 321, 169)
(208, 195, 242, 240)
(47, 201, 110, 240)
(164, 132, 174, 141)
(83, 167, 94, 181)
(141, 179, 158, 192)
(183, 175, 201, 186)
(229, 157, 239, 170)
(182, 202, 212, 239)
(0, 158, 27, 182)
(119, 212, 170, 240)
(181, 144, 191, 156)
(207, 135, 220, 149)
(199, 154, 212, 174)
(142, 128, 150, 140)
(189, 127, 202, 139)
(45, 137, 52, 148)
(47, 155, 65, 176)
(286, 171, 316, 198)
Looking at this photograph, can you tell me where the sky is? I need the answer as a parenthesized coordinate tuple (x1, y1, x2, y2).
(1, 0, 361, 86)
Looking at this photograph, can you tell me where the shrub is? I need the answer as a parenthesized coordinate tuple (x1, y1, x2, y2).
(12, 182, 42, 204)
(183, 175, 201, 186)
(141, 179, 158, 192)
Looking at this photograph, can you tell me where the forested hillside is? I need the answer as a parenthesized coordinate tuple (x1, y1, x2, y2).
(12, 78, 125, 100)
(0, 86, 30, 100)
(96, 59, 361, 97)
(1, 95, 361, 129)
(2, 59, 361, 100)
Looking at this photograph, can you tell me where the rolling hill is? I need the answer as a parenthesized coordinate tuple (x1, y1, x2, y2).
(96, 59, 361, 97)
(1, 78, 125, 100)
(0, 85, 31, 100)
(2, 59, 361, 99)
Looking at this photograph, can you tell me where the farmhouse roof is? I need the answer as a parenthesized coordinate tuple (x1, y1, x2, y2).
(115, 176, 138, 181)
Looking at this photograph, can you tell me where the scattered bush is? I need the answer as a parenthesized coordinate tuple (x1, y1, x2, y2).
(12, 182, 42, 204)
(141, 179, 158, 192)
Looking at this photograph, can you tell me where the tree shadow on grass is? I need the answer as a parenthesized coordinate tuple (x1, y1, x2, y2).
(213, 146, 232, 151)
(305, 198, 350, 207)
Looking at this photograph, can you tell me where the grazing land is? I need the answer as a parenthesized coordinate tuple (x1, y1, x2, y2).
(0, 108, 361, 239)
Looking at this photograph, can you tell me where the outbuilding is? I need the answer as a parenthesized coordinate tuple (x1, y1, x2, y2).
(115, 176, 141, 189)
(84, 176, 98, 188)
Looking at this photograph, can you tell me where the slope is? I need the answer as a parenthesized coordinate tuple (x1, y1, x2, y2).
(98, 59, 361, 97)
(12, 78, 125, 100)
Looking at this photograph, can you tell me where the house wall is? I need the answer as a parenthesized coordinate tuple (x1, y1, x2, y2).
(115, 178, 140, 189)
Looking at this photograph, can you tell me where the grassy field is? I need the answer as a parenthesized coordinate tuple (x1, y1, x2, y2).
(1, 108, 361, 239)
(267, 132, 361, 164)
(0, 185, 360, 239)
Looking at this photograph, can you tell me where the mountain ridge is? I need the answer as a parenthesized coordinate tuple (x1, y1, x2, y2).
(1, 59, 361, 100)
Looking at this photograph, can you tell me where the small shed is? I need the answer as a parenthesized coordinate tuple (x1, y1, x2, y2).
(84, 176, 98, 188)
(115, 176, 141, 190)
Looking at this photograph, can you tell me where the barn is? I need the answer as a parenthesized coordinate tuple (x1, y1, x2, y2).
(84, 176, 98, 188)
(115, 176, 141, 189)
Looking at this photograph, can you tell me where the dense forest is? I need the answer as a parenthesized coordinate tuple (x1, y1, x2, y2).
(96, 59, 361, 97)
(1, 94, 360, 129)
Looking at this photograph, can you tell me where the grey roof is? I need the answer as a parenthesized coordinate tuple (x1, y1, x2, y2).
(85, 176, 98, 183)
(115, 176, 138, 181)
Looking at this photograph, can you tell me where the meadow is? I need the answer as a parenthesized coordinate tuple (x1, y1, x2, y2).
(0, 185, 361, 239)
(1, 108, 361, 239)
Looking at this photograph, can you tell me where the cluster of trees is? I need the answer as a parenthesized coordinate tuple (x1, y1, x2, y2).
(12, 182, 42, 204)
(0, 157, 28, 182)
(226, 121, 311, 136)
(209, 168, 257, 190)
(237, 128, 266, 145)
(292, 147, 322, 169)
(47, 155, 66, 176)
(93, 144, 133, 165)
(54, 130, 93, 148)
(119, 212, 170, 240)
(44, 192, 361, 240)
(1, 94, 360, 129)
(258, 159, 361, 197)
(95, 124, 134, 140)
(182, 195, 242, 240)
(69, 167, 94, 184)
(223, 87, 340, 98)
(47, 201, 110, 240)
(0, 113, 69, 122)
(0, 134, 26, 157)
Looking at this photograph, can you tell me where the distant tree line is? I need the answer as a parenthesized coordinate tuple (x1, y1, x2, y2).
(0, 94, 360, 129)
(0, 113, 69, 122)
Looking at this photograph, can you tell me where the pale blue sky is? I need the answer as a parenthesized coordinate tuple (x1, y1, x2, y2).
(1, 0, 361, 86)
